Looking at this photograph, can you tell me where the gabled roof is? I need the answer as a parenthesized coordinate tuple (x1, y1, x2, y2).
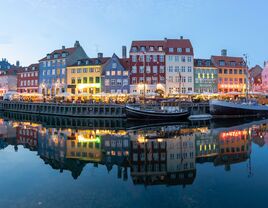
(69, 57, 110, 67)
(211, 56, 245, 68)
(39, 47, 76, 62)
(17, 63, 39, 73)
(194, 58, 216, 67)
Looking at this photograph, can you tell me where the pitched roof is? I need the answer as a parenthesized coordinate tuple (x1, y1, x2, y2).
(119, 58, 130, 70)
(17, 63, 39, 73)
(39, 47, 76, 61)
(211, 55, 245, 68)
(69, 57, 110, 67)
(194, 58, 216, 67)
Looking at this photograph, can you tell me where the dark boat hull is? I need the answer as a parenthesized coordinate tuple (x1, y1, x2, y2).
(209, 100, 268, 118)
(126, 106, 189, 120)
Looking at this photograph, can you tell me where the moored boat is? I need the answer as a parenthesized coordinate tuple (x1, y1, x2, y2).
(126, 105, 189, 120)
(188, 114, 212, 120)
(209, 99, 268, 118)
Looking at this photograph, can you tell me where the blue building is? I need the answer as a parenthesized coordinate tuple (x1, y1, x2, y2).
(38, 41, 88, 97)
(0, 58, 17, 71)
(101, 53, 130, 94)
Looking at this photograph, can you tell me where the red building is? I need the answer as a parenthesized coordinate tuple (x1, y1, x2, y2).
(17, 63, 39, 93)
(129, 40, 166, 96)
(16, 123, 39, 151)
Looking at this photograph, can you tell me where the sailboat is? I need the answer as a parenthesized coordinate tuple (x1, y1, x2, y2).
(126, 52, 189, 120)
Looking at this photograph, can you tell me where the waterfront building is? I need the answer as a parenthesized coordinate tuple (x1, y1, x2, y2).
(17, 63, 39, 93)
(66, 54, 109, 97)
(129, 40, 166, 96)
(101, 53, 130, 94)
(0, 58, 12, 70)
(39, 41, 88, 97)
(0, 68, 19, 96)
(211, 49, 247, 93)
(193, 58, 218, 93)
(165, 37, 194, 95)
(261, 62, 268, 92)
(249, 65, 262, 92)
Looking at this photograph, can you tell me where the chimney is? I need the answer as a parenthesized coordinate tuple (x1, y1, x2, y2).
(180, 36, 183, 39)
(16, 61, 20, 67)
(62, 45, 65, 50)
(122, 46, 127, 58)
(221, 49, 227, 56)
(98, 52, 103, 59)
(74, 40, 80, 48)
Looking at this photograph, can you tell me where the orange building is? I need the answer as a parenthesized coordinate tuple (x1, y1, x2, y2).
(212, 50, 247, 93)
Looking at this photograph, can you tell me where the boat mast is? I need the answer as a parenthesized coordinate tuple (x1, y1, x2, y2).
(243, 53, 249, 100)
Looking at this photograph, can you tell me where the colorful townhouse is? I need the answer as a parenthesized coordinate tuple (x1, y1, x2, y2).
(129, 40, 166, 96)
(165, 37, 194, 95)
(17, 63, 39, 93)
(0, 68, 19, 96)
(101, 53, 130, 94)
(193, 58, 218, 93)
(211, 50, 247, 93)
(249, 65, 262, 92)
(261, 62, 268, 92)
(66, 54, 109, 98)
(38, 41, 88, 97)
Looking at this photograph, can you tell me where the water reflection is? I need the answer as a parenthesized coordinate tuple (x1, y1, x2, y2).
(0, 112, 268, 187)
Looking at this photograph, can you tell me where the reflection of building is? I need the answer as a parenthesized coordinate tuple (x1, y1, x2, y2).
(66, 130, 102, 163)
(215, 129, 251, 171)
(39, 41, 88, 97)
(16, 122, 39, 151)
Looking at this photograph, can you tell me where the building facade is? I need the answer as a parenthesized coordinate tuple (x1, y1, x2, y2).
(101, 53, 130, 94)
(249, 65, 262, 92)
(17, 63, 39, 93)
(39, 41, 88, 97)
(194, 59, 218, 93)
(165, 38, 194, 95)
(212, 50, 247, 93)
(261, 62, 268, 92)
(66, 56, 108, 97)
(129, 40, 166, 96)
(0, 68, 18, 96)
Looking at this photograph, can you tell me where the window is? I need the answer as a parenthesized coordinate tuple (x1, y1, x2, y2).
(158, 46, 163, 51)
(153, 55, 157, 62)
(131, 47, 137, 52)
(169, 76, 173, 82)
(139, 55, 144, 62)
(224, 69, 228, 74)
(106, 71, 110, 76)
(169, 48, 174, 52)
(132, 55, 137, 62)
(83, 77, 87, 83)
(105, 79, 110, 86)
(159, 55, 164, 62)
(123, 79, 128, 86)
(239, 69, 242, 74)
(112, 62, 117, 69)
(146, 66, 151, 73)
(175, 56, 179, 62)
(182, 56, 186, 62)
(111, 79, 116, 85)
(177, 48, 182, 52)
(132, 66, 137, 73)
(181, 66, 185, 72)
(229, 69, 233, 74)
(117, 79, 122, 85)
(140, 46, 145, 51)
(146, 55, 151, 62)
(77, 78, 81, 84)
(153, 66, 157, 74)
(160, 66, 165, 73)
(175, 66, 180, 72)
(219, 69, 222, 74)
(234, 69, 238, 74)
(168, 56, 173, 62)
(117, 71, 122, 76)
(132, 77, 137, 84)
(187, 66, 192, 72)
(187, 56, 192, 62)
(186, 48, 190, 53)
(96, 77, 100, 83)
(219, 60, 225, 66)
(83, 68, 87, 73)
(188, 77, 192, 82)
(52, 69, 55, 75)
(111, 71, 116, 76)
(89, 77, 94, 83)
(139, 66, 144, 73)
(168, 66, 173, 72)
(149, 46, 154, 51)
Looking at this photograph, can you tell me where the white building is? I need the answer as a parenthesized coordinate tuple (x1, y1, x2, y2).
(165, 38, 194, 95)
(0, 69, 18, 96)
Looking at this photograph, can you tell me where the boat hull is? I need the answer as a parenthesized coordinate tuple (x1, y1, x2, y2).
(209, 100, 268, 118)
(126, 106, 189, 120)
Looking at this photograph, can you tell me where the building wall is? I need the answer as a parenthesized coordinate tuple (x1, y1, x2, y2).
(67, 64, 102, 95)
(17, 68, 39, 93)
(102, 54, 129, 94)
(194, 66, 218, 93)
(261, 62, 268, 91)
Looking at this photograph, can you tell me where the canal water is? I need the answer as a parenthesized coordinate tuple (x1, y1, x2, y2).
(0, 113, 268, 208)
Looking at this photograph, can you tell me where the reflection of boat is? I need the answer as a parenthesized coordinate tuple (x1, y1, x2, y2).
(188, 114, 212, 121)
(126, 105, 189, 120)
(209, 99, 268, 118)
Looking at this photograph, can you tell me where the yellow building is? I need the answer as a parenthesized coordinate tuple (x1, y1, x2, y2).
(67, 57, 108, 98)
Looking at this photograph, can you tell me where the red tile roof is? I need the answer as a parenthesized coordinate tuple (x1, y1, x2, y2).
(17, 63, 39, 73)
(119, 58, 130, 69)
(69, 57, 110, 67)
(211, 56, 245, 68)
(39, 47, 76, 61)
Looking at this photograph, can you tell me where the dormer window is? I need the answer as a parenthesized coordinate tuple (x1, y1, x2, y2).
(132, 47, 137, 52)
(62, 52, 66, 58)
(230, 61, 236, 66)
(95, 60, 99, 64)
(177, 48, 182, 52)
(205, 60, 211, 66)
(77, 60, 81, 65)
(149, 46, 154, 51)
(47, 54, 51, 59)
(169, 48, 174, 52)
(158, 46, 163, 51)
(54, 54, 58, 59)
(219, 60, 225, 66)
(197, 60, 202, 66)
(32, 67, 35, 70)
(186, 48, 190, 53)
(140, 46, 146, 52)
(86, 60, 89, 65)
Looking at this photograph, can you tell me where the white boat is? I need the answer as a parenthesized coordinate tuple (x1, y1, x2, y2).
(188, 114, 212, 120)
